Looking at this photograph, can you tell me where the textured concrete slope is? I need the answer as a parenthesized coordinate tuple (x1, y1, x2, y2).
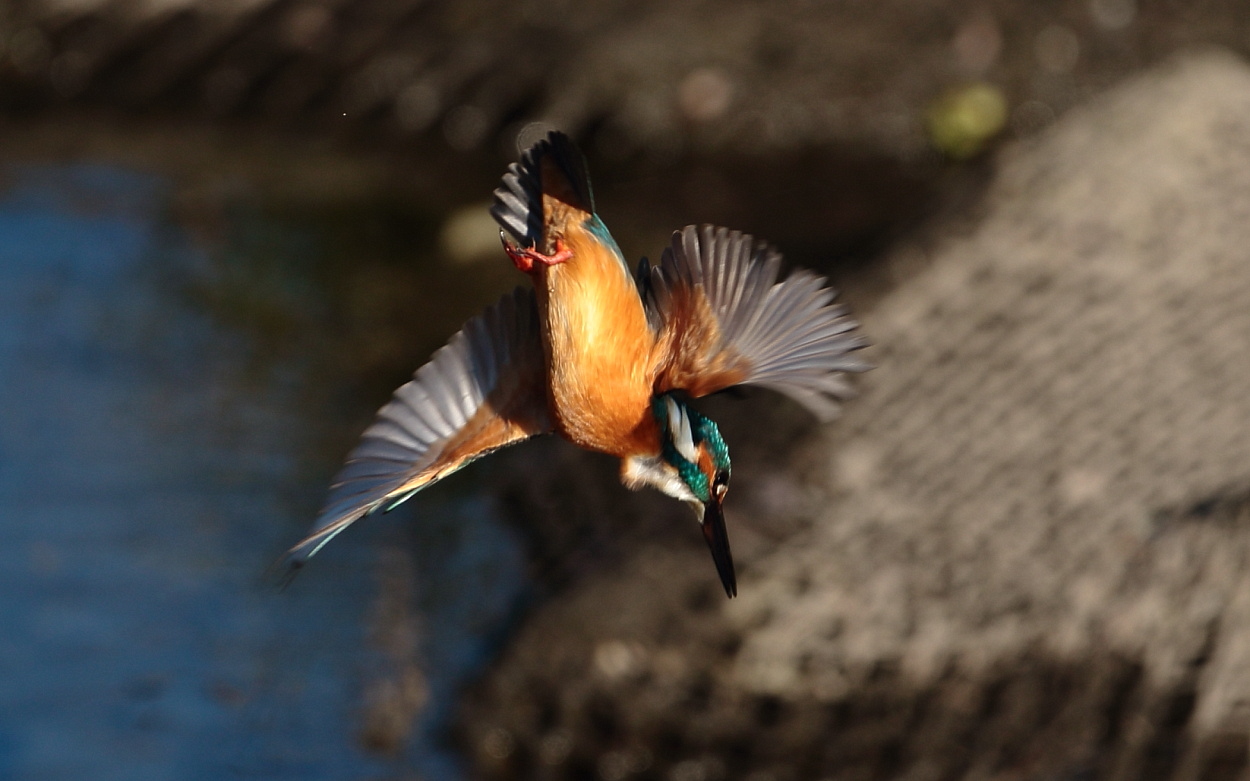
(739, 46, 1250, 709)
(458, 50, 1250, 781)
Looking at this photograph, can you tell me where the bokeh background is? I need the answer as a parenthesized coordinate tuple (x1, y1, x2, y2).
(4, 1, 1250, 779)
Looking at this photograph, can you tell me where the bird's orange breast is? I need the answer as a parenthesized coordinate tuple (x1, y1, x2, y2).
(535, 223, 658, 457)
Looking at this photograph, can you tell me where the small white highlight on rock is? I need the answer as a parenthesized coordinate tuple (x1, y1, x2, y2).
(834, 440, 880, 490)
(594, 639, 641, 681)
(1058, 468, 1109, 506)
(679, 67, 734, 123)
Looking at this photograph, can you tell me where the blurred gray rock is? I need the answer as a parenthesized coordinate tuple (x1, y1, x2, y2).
(12, 0, 1250, 160)
(456, 49, 1250, 781)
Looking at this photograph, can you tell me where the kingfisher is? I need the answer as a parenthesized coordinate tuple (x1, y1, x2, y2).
(283, 132, 868, 597)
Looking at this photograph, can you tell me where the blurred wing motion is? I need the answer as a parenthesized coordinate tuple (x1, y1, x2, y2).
(283, 287, 550, 568)
(642, 225, 870, 419)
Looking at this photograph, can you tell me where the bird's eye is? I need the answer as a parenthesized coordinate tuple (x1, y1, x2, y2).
(713, 471, 729, 500)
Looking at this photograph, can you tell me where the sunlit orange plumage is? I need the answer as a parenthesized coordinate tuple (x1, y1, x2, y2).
(283, 131, 870, 597)
(531, 219, 657, 457)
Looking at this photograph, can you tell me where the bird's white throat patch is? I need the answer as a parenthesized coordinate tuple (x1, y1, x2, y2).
(621, 454, 699, 504)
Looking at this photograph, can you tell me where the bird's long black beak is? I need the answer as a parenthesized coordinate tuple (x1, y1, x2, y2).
(700, 498, 737, 598)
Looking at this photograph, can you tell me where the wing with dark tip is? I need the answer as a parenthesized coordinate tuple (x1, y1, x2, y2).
(283, 287, 550, 568)
(492, 143, 545, 251)
(491, 130, 595, 250)
(642, 225, 870, 419)
(491, 130, 627, 268)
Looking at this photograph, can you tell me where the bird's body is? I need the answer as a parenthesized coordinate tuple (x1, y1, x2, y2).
(283, 132, 869, 597)
(504, 140, 660, 458)
(533, 215, 657, 458)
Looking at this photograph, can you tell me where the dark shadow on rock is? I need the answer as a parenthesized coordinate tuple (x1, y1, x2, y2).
(455, 638, 1250, 781)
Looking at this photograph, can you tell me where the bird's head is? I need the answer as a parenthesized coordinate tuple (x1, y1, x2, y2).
(622, 394, 736, 596)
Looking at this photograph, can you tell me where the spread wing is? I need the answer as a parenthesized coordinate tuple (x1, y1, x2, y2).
(283, 287, 550, 568)
(641, 225, 870, 419)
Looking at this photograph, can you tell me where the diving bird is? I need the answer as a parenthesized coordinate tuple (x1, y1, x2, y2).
(283, 132, 869, 597)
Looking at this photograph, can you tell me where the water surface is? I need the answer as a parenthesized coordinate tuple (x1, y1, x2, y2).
(0, 161, 526, 780)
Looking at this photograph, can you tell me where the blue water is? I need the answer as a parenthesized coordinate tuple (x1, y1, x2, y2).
(0, 163, 526, 780)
